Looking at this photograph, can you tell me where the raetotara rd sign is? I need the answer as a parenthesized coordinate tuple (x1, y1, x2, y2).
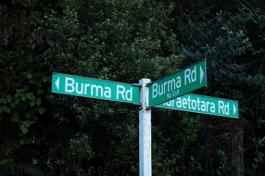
(52, 73, 140, 104)
(148, 60, 207, 107)
(159, 93, 239, 118)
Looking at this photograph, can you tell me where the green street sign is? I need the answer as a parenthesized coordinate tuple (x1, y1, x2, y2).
(51, 73, 140, 104)
(158, 93, 239, 118)
(148, 60, 207, 107)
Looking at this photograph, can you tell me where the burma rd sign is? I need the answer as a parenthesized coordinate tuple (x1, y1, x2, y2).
(158, 94, 239, 118)
(148, 60, 207, 107)
(51, 73, 140, 104)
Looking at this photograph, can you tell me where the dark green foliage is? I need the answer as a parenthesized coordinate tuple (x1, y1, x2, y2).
(0, 0, 264, 175)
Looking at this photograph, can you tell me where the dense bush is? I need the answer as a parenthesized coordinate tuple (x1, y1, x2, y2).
(0, 0, 264, 175)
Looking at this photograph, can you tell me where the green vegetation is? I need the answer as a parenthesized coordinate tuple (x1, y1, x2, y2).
(0, 0, 264, 175)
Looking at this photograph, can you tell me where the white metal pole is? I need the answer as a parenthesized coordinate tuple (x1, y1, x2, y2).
(139, 78, 152, 176)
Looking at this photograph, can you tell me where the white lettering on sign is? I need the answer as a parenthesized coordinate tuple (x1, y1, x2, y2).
(163, 96, 216, 113)
(218, 101, 229, 115)
(65, 77, 75, 93)
(160, 93, 238, 118)
(64, 77, 112, 98)
(91, 85, 103, 97)
(152, 77, 181, 98)
(116, 85, 133, 101)
(184, 66, 196, 85)
(104, 87, 111, 98)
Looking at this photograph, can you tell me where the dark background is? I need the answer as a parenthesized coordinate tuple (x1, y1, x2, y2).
(0, 0, 264, 175)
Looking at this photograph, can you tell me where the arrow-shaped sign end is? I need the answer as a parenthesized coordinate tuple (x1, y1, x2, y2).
(200, 66, 204, 84)
(233, 104, 237, 114)
(55, 77, 60, 90)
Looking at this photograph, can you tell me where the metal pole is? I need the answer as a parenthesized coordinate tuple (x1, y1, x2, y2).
(139, 78, 152, 176)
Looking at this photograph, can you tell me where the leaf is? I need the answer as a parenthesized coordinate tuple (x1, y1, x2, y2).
(26, 73, 32, 79)
(38, 108, 46, 114)
(0, 159, 13, 167)
(20, 125, 28, 134)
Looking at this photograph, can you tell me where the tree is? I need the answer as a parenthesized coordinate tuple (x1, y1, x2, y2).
(0, 0, 264, 175)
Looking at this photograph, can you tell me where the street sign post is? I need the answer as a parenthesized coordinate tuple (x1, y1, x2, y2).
(51, 60, 239, 176)
(158, 93, 239, 118)
(148, 60, 207, 107)
(139, 78, 152, 176)
(51, 73, 140, 104)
